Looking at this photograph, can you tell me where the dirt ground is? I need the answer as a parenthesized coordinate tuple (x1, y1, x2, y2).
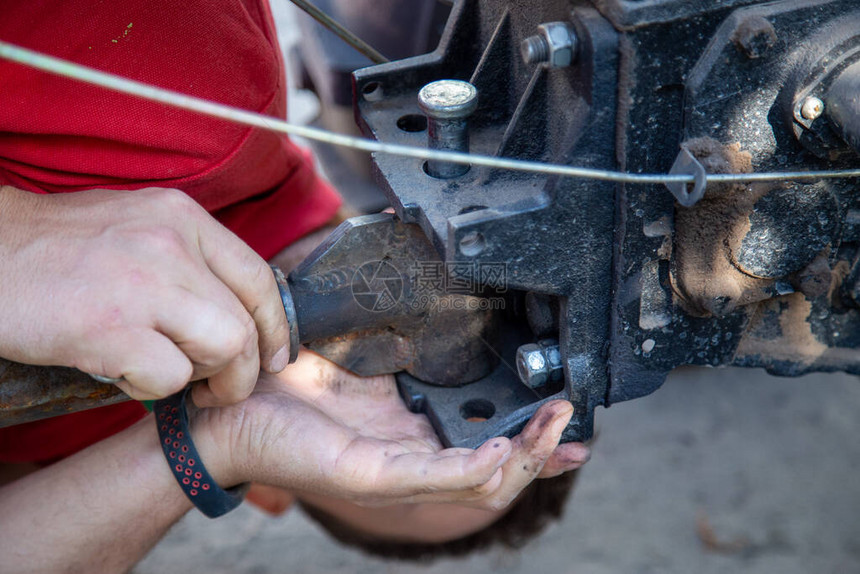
(134, 5, 860, 573)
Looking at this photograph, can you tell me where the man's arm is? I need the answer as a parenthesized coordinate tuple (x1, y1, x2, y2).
(0, 415, 191, 573)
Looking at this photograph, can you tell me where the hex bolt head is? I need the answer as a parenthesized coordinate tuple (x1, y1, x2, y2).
(520, 22, 577, 68)
(801, 96, 825, 121)
(516, 339, 563, 390)
(517, 344, 549, 389)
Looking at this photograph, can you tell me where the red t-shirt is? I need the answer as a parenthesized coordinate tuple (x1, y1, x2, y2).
(0, 0, 342, 463)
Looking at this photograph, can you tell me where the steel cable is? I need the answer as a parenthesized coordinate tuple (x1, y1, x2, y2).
(2, 40, 860, 187)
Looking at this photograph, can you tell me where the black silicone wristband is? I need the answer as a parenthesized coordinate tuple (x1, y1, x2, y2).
(155, 388, 248, 518)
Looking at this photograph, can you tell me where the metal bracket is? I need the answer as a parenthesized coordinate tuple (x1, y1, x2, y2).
(666, 147, 707, 207)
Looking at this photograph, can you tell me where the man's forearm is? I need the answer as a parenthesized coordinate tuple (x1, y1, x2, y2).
(0, 414, 193, 574)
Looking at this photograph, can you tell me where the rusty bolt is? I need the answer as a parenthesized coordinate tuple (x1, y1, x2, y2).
(516, 339, 563, 390)
(521, 22, 577, 68)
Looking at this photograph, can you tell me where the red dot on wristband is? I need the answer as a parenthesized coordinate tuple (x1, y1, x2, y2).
(178, 455, 185, 462)
(177, 432, 184, 439)
(187, 459, 195, 466)
(189, 489, 198, 496)
(182, 477, 190, 485)
(202, 484, 210, 491)
(173, 441, 180, 449)
(169, 428, 175, 435)
(165, 415, 172, 423)
(194, 471, 202, 480)
(171, 407, 178, 414)
(173, 419, 179, 426)
(192, 481, 199, 488)
(175, 464, 183, 472)
(158, 413, 165, 420)
(185, 468, 193, 476)
(169, 452, 176, 459)
(164, 438, 172, 445)
(160, 425, 167, 431)
(181, 446, 189, 453)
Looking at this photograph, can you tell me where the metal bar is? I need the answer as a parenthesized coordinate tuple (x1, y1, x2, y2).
(287, 0, 389, 64)
(0, 358, 127, 428)
(1, 40, 860, 188)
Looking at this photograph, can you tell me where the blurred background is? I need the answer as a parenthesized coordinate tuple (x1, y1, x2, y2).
(134, 3, 860, 572)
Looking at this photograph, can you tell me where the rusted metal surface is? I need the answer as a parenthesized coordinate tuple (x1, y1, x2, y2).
(0, 358, 129, 428)
(290, 213, 501, 386)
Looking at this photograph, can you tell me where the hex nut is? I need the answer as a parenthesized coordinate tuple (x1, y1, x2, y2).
(538, 339, 564, 381)
(517, 344, 550, 388)
(522, 22, 577, 68)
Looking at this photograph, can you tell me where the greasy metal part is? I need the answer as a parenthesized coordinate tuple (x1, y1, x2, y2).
(418, 80, 478, 178)
(520, 22, 578, 67)
(287, 0, 390, 64)
(355, 0, 860, 445)
(516, 339, 563, 390)
(357, 1, 620, 442)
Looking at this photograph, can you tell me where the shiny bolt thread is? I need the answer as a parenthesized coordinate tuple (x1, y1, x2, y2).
(521, 35, 550, 64)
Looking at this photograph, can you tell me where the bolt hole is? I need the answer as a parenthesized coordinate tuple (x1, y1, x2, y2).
(459, 231, 486, 257)
(460, 399, 495, 422)
(458, 205, 488, 215)
(422, 160, 471, 179)
(362, 82, 383, 101)
(397, 114, 427, 132)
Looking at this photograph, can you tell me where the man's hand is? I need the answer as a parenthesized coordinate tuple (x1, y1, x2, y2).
(0, 186, 290, 405)
(195, 351, 589, 509)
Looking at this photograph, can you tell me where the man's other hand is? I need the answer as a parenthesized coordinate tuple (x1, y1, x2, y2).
(193, 351, 589, 509)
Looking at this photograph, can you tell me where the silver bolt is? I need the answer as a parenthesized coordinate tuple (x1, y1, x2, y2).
(520, 22, 577, 68)
(801, 96, 825, 121)
(516, 339, 563, 390)
(521, 36, 550, 65)
(418, 79, 478, 179)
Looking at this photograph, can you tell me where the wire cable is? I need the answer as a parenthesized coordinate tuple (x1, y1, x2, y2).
(2, 40, 860, 187)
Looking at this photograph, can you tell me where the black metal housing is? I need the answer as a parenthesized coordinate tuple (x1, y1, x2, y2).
(347, 0, 860, 446)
